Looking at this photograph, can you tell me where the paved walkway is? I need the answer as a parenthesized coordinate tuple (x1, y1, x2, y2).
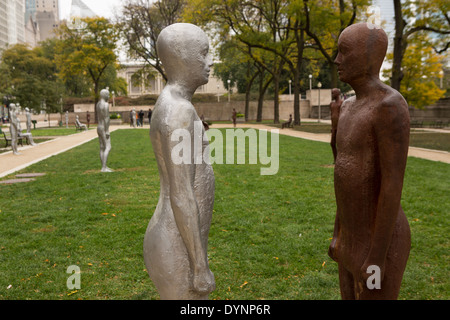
(210, 123, 450, 164)
(1, 123, 449, 179)
(0, 126, 123, 178)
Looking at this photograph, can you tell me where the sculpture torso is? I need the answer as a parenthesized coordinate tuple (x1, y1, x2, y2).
(334, 85, 410, 273)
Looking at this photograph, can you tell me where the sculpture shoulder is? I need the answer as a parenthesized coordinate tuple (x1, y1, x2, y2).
(155, 95, 197, 131)
(375, 87, 409, 120)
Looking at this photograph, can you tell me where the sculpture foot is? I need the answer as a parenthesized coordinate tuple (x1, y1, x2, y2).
(101, 167, 114, 172)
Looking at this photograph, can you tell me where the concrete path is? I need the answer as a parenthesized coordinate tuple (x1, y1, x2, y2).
(210, 123, 450, 164)
(0, 122, 448, 179)
(0, 126, 123, 178)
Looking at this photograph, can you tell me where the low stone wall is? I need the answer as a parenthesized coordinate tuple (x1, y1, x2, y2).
(409, 97, 450, 121)
(73, 99, 312, 122)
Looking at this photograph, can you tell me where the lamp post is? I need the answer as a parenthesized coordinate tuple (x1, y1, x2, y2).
(439, 70, 444, 89)
(309, 74, 312, 92)
(112, 91, 116, 107)
(317, 82, 322, 123)
(227, 79, 231, 102)
(289, 79, 292, 101)
(217, 84, 220, 102)
(60, 94, 63, 125)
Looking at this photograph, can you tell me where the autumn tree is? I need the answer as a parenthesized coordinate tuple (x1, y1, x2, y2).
(117, 0, 185, 82)
(384, 33, 446, 109)
(0, 44, 63, 113)
(391, 0, 450, 91)
(55, 17, 121, 121)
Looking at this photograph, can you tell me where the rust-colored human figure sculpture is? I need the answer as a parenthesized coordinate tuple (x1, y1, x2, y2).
(328, 23, 411, 300)
(330, 88, 342, 163)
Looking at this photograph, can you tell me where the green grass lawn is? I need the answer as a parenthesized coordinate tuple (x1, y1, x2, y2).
(26, 127, 96, 137)
(0, 129, 448, 300)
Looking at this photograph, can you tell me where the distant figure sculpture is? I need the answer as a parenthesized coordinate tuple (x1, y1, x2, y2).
(96, 89, 113, 172)
(131, 109, 137, 128)
(329, 88, 343, 163)
(9, 103, 20, 155)
(65, 111, 69, 128)
(329, 22, 411, 300)
(17, 119, 36, 146)
(25, 107, 32, 133)
(143, 23, 215, 300)
(281, 114, 293, 129)
(75, 115, 87, 131)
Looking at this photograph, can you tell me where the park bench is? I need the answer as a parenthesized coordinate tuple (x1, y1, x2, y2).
(0, 127, 23, 148)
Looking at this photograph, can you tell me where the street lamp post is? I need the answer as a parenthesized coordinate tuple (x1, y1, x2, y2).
(227, 79, 231, 102)
(217, 84, 220, 102)
(309, 74, 312, 93)
(289, 80, 292, 101)
(317, 82, 322, 123)
(60, 94, 63, 126)
(439, 70, 444, 89)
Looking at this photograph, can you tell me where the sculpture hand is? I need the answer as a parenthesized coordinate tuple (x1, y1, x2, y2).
(328, 237, 338, 262)
(192, 268, 215, 294)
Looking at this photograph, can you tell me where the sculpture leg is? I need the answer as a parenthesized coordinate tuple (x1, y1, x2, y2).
(338, 264, 356, 300)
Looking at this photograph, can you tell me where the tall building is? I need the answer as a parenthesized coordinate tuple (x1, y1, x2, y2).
(0, 0, 25, 52)
(34, 0, 59, 41)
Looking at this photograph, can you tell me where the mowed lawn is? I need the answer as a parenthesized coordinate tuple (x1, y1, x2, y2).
(0, 128, 448, 300)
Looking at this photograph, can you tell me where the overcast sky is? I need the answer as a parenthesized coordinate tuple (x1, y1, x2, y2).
(59, 0, 125, 20)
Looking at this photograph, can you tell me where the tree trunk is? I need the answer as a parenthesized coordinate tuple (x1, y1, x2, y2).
(273, 73, 280, 124)
(257, 73, 272, 122)
(94, 81, 99, 123)
(245, 64, 259, 122)
(293, 28, 305, 125)
(392, 0, 406, 91)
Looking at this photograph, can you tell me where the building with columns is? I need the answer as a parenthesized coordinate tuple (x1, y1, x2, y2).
(118, 61, 230, 97)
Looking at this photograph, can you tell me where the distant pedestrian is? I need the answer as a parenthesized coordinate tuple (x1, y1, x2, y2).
(86, 111, 91, 128)
(139, 110, 144, 127)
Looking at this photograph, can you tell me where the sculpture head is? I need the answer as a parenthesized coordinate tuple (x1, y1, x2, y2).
(157, 23, 213, 88)
(100, 89, 109, 101)
(25, 107, 30, 112)
(334, 23, 388, 84)
(9, 103, 16, 112)
(331, 88, 341, 100)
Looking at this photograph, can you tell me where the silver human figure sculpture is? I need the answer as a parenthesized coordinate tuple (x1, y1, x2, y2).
(18, 119, 36, 146)
(96, 89, 113, 172)
(75, 115, 87, 131)
(143, 23, 215, 300)
(9, 103, 20, 155)
(131, 108, 137, 128)
(25, 107, 32, 133)
(65, 111, 69, 128)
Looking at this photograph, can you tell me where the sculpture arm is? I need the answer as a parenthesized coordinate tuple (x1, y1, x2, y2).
(362, 97, 409, 279)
